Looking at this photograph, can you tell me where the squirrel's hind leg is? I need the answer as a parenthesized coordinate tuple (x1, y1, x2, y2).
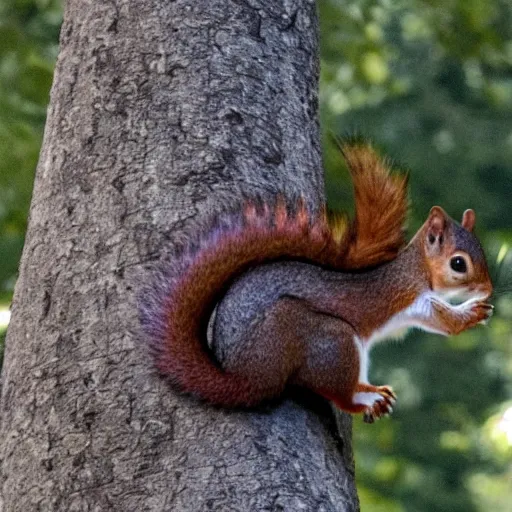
(293, 317, 397, 422)
(214, 297, 310, 400)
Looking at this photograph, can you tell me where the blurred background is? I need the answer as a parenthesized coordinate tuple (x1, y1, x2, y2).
(0, 0, 510, 510)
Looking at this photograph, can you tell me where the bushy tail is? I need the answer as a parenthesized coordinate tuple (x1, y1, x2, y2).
(138, 199, 351, 407)
(139, 142, 409, 407)
(337, 141, 409, 268)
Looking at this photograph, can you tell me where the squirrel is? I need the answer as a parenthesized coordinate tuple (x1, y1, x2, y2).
(138, 142, 493, 423)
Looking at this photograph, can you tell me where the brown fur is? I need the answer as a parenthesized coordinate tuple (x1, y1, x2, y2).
(139, 186, 493, 417)
(138, 143, 411, 408)
(339, 142, 408, 267)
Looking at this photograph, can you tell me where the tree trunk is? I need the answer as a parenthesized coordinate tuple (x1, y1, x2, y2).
(0, 1, 359, 511)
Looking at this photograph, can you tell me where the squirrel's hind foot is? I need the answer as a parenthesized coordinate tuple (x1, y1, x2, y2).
(353, 384, 396, 423)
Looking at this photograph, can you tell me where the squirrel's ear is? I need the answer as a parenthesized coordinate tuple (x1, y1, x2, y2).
(426, 206, 447, 248)
(461, 209, 475, 232)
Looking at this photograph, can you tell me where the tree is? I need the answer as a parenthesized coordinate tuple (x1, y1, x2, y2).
(0, 1, 359, 510)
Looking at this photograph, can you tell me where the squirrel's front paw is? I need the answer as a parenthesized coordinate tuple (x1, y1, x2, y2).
(356, 385, 396, 424)
(467, 301, 494, 326)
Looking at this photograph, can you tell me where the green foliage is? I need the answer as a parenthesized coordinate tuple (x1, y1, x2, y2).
(0, 1, 511, 511)
(0, 0, 62, 301)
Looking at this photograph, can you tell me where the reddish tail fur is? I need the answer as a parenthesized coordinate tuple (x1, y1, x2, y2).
(138, 143, 408, 406)
(340, 142, 408, 268)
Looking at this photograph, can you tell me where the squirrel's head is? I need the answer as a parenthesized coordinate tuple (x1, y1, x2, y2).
(419, 206, 493, 301)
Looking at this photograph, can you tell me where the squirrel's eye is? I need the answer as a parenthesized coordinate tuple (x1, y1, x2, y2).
(450, 256, 467, 273)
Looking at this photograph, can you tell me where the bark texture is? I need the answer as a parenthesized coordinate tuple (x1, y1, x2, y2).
(0, 1, 359, 510)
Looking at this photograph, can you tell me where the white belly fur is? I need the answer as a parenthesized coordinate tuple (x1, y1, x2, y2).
(352, 290, 487, 406)
(354, 291, 441, 384)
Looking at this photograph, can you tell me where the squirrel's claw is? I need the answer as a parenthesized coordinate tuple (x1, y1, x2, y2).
(478, 303, 494, 325)
(363, 385, 396, 423)
(470, 301, 494, 326)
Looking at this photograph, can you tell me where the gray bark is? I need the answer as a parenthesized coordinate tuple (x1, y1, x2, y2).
(0, 1, 359, 511)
